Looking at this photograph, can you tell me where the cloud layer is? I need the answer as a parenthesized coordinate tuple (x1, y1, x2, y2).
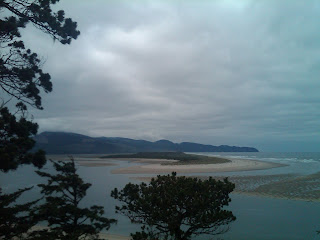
(21, 0, 320, 151)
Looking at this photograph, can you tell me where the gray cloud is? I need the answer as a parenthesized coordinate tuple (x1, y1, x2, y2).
(16, 0, 320, 151)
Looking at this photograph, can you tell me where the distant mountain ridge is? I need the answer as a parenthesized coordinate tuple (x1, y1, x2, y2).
(34, 131, 259, 154)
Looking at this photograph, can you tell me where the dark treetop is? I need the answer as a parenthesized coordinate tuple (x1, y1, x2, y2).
(0, 0, 80, 171)
(32, 158, 116, 240)
(112, 172, 236, 240)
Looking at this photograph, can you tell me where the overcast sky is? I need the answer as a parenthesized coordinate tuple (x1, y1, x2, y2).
(20, 0, 320, 152)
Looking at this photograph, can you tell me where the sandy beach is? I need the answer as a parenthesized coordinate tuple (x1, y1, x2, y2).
(111, 158, 285, 174)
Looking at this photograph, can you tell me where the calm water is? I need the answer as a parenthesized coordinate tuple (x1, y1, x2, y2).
(1, 152, 320, 240)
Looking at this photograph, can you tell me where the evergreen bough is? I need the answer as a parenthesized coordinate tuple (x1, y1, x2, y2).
(0, 187, 38, 240)
(32, 158, 116, 240)
(112, 172, 236, 240)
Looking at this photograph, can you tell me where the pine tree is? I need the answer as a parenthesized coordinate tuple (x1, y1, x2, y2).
(0, 0, 80, 171)
(0, 1, 81, 239)
(33, 158, 116, 240)
(0, 107, 46, 172)
(112, 172, 236, 240)
(0, 187, 38, 240)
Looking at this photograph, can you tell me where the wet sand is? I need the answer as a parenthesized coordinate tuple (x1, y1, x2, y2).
(75, 158, 177, 167)
(111, 158, 285, 174)
(132, 172, 320, 202)
(50, 155, 285, 174)
(48, 156, 118, 167)
(76, 161, 116, 167)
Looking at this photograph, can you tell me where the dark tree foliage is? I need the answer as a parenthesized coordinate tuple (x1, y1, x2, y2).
(0, 187, 38, 240)
(0, 1, 81, 239)
(32, 158, 117, 240)
(111, 172, 236, 240)
(0, 107, 46, 171)
(0, 0, 80, 171)
(0, 0, 79, 109)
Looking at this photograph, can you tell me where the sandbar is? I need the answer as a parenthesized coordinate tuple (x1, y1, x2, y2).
(112, 158, 285, 174)
(77, 161, 117, 167)
(76, 158, 176, 167)
(49, 156, 118, 167)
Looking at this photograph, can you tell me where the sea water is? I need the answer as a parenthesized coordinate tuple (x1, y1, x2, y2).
(1, 152, 320, 240)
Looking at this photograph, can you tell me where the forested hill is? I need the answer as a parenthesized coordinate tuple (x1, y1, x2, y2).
(34, 132, 259, 154)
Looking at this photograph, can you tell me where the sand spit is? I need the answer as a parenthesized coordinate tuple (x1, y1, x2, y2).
(75, 158, 177, 167)
(107, 158, 179, 164)
(48, 156, 119, 167)
(77, 161, 117, 167)
(112, 158, 285, 174)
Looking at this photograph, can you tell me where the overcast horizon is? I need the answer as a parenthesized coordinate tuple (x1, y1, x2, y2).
(16, 0, 320, 152)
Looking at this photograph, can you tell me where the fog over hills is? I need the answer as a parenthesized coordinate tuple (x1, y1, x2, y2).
(34, 132, 259, 154)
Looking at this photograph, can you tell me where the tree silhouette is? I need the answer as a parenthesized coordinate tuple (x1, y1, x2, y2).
(0, 1, 82, 239)
(0, 107, 46, 172)
(0, 187, 39, 240)
(32, 158, 116, 240)
(0, 0, 79, 109)
(0, 0, 80, 171)
(112, 172, 236, 240)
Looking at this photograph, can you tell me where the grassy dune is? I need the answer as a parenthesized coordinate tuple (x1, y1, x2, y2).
(101, 152, 230, 165)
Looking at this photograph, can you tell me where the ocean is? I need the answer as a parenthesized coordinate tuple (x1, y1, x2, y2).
(1, 152, 320, 240)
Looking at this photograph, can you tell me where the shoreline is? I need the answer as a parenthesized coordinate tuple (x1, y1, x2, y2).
(111, 158, 286, 174)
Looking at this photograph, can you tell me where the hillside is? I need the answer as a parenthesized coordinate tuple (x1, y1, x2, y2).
(34, 131, 259, 154)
